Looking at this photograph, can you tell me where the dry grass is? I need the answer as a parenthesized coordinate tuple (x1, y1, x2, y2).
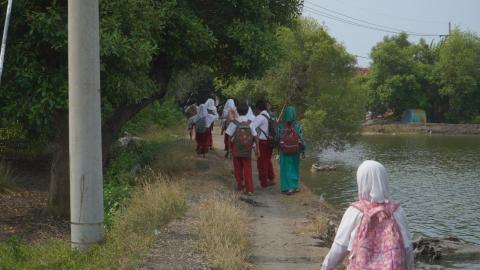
(0, 172, 187, 270)
(0, 160, 18, 194)
(197, 193, 250, 270)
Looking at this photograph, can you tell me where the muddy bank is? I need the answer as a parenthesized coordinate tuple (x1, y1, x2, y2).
(362, 122, 480, 135)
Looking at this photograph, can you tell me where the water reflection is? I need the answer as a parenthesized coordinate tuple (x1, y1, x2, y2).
(302, 135, 480, 245)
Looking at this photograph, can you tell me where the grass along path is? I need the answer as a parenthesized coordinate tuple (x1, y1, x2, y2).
(207, 129, 331, 270)
(141, 126, 334, 270)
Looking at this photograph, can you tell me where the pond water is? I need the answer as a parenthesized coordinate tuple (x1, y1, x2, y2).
(301, 135, 480, 268)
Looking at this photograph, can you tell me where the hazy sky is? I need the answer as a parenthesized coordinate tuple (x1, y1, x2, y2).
(302, 0, 480, 67)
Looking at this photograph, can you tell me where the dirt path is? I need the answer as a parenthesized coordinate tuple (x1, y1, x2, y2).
(211, 128, 329, 270)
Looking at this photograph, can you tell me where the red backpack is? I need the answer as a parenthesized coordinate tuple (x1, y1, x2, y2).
(231, 120, 254, 157)
(279, 122, 301, 155)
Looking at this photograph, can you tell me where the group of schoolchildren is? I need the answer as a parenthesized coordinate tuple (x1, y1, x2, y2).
(187, 98, 414, 270)
(188, 98, 306, 196)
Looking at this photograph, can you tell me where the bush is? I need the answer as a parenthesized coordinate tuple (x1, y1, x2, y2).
(123, 100, 184, 135)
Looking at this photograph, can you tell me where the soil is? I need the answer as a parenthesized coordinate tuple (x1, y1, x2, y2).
(141, 127, 336, 269)
(0, 158, 70, 243)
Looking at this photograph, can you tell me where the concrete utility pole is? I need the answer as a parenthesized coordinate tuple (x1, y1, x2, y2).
(68, 0, 104, 249)
(0, 0, 13, 86)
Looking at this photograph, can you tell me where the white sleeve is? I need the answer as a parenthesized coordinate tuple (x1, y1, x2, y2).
(333, 207, 363, 248)
(188, 116, 197, 129)
(249, 122, 258, 137)
(393, 207, 412, 248)
(321, 242, 349, 270)
(225, 123, 236, 136)
(405, 245, 414, 270)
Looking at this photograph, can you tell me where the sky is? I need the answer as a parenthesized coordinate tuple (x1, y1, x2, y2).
(302, 0, 480, 67)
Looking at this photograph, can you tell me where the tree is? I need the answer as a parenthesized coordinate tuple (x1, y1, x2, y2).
(224, 18, 366, 151)
(434, 30, 480, 123)
(367, 33, 429, 118)
(0, 0, 302, 216)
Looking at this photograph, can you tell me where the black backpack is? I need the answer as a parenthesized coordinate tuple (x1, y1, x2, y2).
(259, 113, 278, 149)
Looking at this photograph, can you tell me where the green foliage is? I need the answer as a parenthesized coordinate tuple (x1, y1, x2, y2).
(367, 30, 480, 123)
(472, 116, 480, 124)
(434, 31, 480, 123)
(368, 33, 430, 117)
(224, 18, 366, 150)
(122, 100, 184, 135)
(0, 0, 302, 138)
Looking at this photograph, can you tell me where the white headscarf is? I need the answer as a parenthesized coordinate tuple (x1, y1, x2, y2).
(192, 104, 215, 127)
(222, 99, 236, 118)
(356, 160, 390, 203)
(205, 98, 216, 110)
(246, 106, 256, 121)
(197, 104, 208, 118)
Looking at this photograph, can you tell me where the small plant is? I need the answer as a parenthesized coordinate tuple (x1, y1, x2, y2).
(0, 160, 18, 194)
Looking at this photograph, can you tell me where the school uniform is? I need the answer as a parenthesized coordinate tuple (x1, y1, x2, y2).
(253, 110, 275, 187)
(222, 99, 237, 152)
(226, 116, 257, 193)
(205, 99, 218, 148)
(189, 104, 216, 155)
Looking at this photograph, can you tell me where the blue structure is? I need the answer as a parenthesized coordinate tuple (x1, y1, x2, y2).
(402, 109, 427, 124)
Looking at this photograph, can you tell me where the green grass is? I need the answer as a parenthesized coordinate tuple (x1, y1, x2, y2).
(0, 176, 187, 270)
(0, 102, 190, 269)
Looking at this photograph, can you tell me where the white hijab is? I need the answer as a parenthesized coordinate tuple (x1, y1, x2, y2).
(356, 160, 390, 203)
(193, 104, 215, 127)
(197, 104, 208, 118)
(246, 106, 256, 121)
(222, 99, 236, 118)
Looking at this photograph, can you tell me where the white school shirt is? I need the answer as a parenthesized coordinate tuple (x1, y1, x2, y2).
(252, 110, 269, 140)
(225, 115, 258, 138)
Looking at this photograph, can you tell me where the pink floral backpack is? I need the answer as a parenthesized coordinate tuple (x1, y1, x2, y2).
(348, 200, 405, 270)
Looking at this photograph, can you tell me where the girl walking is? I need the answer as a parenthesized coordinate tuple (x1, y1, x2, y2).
(188, 104, 217, 156)
(276, 106, 306, 195)
(321, 160, 414, 270)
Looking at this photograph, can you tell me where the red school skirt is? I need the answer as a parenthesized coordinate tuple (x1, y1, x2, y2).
(196, 128, 212, 155)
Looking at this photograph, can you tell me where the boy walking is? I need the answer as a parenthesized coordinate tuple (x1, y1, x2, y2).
(226, 102, 259, 195)
(253, 100, 276, 188)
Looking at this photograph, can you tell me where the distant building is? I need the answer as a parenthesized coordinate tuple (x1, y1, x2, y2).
(354, 67, 370, 76)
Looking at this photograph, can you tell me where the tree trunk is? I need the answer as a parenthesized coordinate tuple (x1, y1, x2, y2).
(46, 55, 170, 216)
(47, 111, 70, 217)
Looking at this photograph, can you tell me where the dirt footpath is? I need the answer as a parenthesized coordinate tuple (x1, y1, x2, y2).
(211, 128, 330, 270)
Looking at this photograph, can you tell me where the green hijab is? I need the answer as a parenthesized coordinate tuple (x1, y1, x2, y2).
(281, 106, 296, 122)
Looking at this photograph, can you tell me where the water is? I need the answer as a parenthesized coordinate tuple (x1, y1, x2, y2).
(301, 135, 480, 268)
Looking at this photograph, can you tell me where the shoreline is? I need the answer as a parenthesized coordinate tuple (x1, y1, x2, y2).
(361, 122, 480, 135)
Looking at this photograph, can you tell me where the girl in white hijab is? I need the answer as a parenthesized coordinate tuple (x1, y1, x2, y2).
(188, 104, 216, 156)
(321, 160, 414, 270)
(204, 98, 218, 117)
(204, 98, 218, 149)
(221, 99, 238, 158)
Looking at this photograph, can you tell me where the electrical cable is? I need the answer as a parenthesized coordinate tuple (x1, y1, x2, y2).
(303, 2, 444, 37)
